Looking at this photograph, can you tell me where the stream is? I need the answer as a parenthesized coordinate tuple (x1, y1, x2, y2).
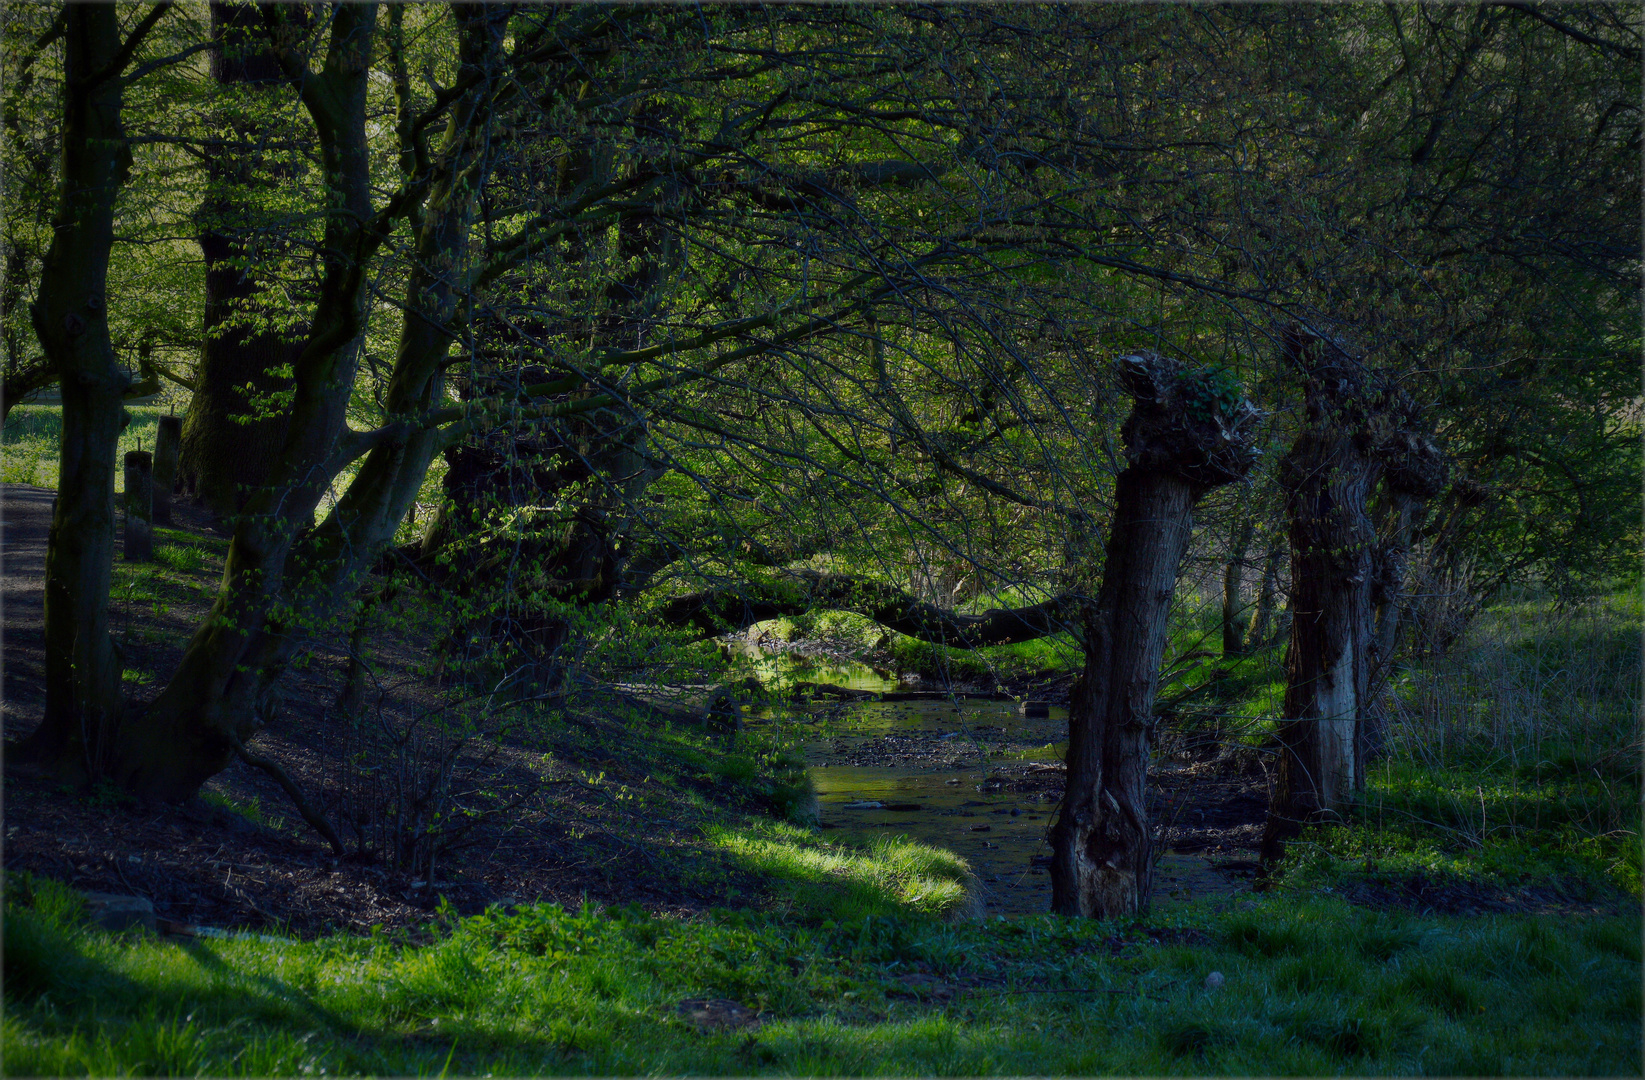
(746, 655, 1267, 916)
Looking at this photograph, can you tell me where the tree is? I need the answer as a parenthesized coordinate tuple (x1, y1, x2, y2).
(1048, 354, 1256, 918)
(14, 2, 1633, 915)
(175, 2, 306, 518)
(20, 2, 171, 779)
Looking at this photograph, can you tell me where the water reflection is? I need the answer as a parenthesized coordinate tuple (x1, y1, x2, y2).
(746, 654, 1254, 916)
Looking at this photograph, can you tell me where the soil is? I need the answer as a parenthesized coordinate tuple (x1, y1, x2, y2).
(2, 484, 764, 937)
(2, 483, 1627, 935)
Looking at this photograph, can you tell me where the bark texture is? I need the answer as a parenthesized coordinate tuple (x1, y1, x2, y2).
(1049, 352, 1257, 918)
(177, 3, 301, 518)
(18, 5, 144, 779)
(116, 5, 507, 801)
(1263, 329, 1452, 860)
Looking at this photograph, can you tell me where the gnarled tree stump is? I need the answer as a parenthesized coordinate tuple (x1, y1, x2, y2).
(1050, 352, 1257, 919)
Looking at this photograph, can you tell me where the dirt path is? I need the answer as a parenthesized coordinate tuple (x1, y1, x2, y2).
(1, 484, 54, 733)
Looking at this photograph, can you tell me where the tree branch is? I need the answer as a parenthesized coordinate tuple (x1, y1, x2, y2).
(88, 3, 173, 87)
(1491, 2, 1642, 63)
(226, 729, 346, 858)
(658, 570, 1074, 648)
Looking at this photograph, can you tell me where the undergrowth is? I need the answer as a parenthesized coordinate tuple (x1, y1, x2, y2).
(4, 872, 1636, 1076)
(1273, 589, 1642, 902)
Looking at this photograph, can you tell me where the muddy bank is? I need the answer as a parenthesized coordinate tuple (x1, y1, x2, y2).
(750, 678, 1269, 916)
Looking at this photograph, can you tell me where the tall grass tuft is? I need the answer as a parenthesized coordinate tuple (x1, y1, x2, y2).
(1366, 590, 1642, 890)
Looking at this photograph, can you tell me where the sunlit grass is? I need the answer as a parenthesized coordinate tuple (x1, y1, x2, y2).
(4, 873, 1637, 1076)
(710, 820, 976, 922)
(1, 403, 178, 493)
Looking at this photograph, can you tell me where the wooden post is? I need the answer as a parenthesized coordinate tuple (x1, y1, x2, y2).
(152, 415, 180, 525)
(124, 450, 153, 562)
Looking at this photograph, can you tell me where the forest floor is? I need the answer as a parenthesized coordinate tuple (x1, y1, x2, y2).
(2, 482, 1640, 1075)
(3, 482, 1635, 932)
(4, 481, 1237, 937)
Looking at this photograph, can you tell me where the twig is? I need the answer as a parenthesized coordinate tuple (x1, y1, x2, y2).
(226, 730, 346, 857)
(107, 854, 144, 897)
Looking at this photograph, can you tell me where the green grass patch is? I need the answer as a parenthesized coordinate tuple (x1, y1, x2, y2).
(1, 404, 176, 492)
(709, 821, 976, 923)
(4, 873, 1636, 1076)
(1265, 588, 1641, 915)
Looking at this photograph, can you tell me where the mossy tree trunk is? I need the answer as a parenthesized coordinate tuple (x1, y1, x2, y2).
(18, 4, 168, 779)
(1049, 352, 1257, 919)
(177, 3, 302, 519)
(112, 4, 507, 801)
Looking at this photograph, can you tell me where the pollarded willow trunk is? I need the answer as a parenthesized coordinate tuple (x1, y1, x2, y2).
(1050, 352, 1257, 919)
(1263, 327, 1394, 862)
(17, 5, 157, 779)
(1364, 393, 1449, 759)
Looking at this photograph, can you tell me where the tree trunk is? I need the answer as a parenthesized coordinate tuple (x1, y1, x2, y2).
(177, 3, 301, 519)
(151, 414, 180, 525)
(113, 4, 508, 802)
(1365, 397, 1449, 758)
(1245, 539, 1284, 650)
(1263, 328, 1382, 862)
(418, 105, 680, 690)
(17, 5, 143, 780)
(1221, 517, 1256, 657)
(1, 8, 63, 425)
(1050, 352, 1256, 918)
(123, 451, 153, 562)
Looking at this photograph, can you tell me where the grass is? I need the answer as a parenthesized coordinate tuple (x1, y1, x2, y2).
(1271, 588, 1643, 902)
(7, 573, 1640, 1074)
(1, 403, 179, 492)
(3, 419, 1637, 1075)
(4, 871, 1637, 1076)
(707, 821, 977, 923)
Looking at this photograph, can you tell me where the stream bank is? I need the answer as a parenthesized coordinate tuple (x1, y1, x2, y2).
(746, 658, 1271, 916)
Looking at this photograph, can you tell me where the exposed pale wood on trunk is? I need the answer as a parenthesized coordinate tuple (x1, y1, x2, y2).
(1050, 352, 1256, 919)
(1264, 328, 1450, 861)
(1263, 329, 1380, 860)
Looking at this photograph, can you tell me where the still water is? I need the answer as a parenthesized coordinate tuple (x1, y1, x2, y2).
(747, 657, 1237, 916)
